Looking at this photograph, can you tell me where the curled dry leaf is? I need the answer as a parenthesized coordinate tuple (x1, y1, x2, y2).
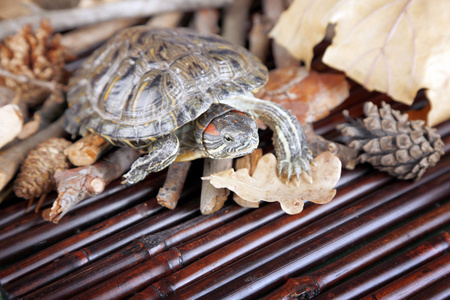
(270, 0, 450, 126)
(255, 66, 349, 125)
(204, 151, 341, 214)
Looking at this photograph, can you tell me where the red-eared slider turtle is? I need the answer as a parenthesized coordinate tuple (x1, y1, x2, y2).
(64, 27, 313, 184)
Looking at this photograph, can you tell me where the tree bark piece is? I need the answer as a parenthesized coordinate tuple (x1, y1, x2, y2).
(64, 133, 112, 167)
(48, 147, 140, 223)
(18, 92, 66, 140)
(233, 148, 263, 208)
(200, 158, 231, 215)
(0, 104, 23, 149)
(61, 17, 145, 55)
(0, 0, 233, 39)
(157, 161, 191, 209)
(0, 116, 65, 191)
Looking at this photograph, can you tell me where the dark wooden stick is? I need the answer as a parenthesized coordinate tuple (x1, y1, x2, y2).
(24, 205, 248, 300)
(0, 173, 165, 278)
(5, 198, 200, 298)
(157, 161, 191, 209)
(72, 203, 286, 300)
(263, 200, 450, 300)
(0, 211, 47, 241)
(173, 170, 450, 299)
(409, 273, 450, 300)
(134, 171, 393, 299)
(316, 230, 450, 300)
(360, 252, 450, 300)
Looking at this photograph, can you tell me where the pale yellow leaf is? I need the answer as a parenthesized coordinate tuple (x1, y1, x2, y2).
(204, 151, 341, 215)
(270, 0, 450, 126)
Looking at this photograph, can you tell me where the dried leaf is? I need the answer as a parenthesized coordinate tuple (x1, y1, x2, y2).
(271, 0, 450, 126)
(204, 151, 341, 214)
(256, 66, 349, 124)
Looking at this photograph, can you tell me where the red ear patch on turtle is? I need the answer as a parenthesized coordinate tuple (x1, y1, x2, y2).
(205, 123, 221, 136)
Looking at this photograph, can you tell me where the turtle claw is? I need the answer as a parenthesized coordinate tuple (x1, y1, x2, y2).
(277, 149, 314, 185)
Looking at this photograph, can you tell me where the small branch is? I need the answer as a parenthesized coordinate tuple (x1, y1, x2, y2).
(200, 158, 231, 215)
(233, 149, 263, 208)
(47, 147, 141, 223)
(194, 9, 220, 34)
(0, 68, 66, 93)
(304, 123, 358, 170)
(157, 161, 191, 209)
(61, 17, 146, 55)
(146, 11, 184, 28)
(0, 0, 233, 39)
(222, 0, 252, 45)
(18, 91, 66, 140)
(0, 116, 66, 191)
(249, 14, 272, 62)
(64, 133, 112, 166)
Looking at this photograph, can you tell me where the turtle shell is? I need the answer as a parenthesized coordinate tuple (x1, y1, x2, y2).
(65, 26, 268, 147)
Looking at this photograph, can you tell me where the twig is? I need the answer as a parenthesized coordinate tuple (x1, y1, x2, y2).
(200, 158, 231, 215)
(0, 104, 23, 149)
(303, 123, 358, 169)
(61, 17, 146, 55)
(0, 0, 233, 39)
(194, 9, 220, 34)
(0, 116, 66, 191)
(157, 161, 191, 209)
(47, 147, 140, 223)
(222, 0, 252, 45)
(249, 13, 272, 62)
(263, 0, 300, 68)
(18, 91, 66, 140)
(146, 11, 184, 28)
(0, 68, 66, 92)
(64, 133, 112, 166)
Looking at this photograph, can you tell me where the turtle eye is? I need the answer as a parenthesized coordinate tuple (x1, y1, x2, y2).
(224, 133, 234, 143)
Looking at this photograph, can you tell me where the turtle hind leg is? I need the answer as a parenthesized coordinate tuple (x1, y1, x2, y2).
(122, 133, 180, 185)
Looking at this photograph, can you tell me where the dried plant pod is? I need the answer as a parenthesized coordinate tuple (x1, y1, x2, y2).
(0, 19, 69, 107)
(205, 151, 341, 215)
(13, 137, 72, 202)
(337, 102, 445, 180)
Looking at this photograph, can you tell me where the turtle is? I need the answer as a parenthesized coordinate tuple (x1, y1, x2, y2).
(64, 26, 314, 185)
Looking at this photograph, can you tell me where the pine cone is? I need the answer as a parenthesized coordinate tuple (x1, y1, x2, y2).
(0, 19, 69, 107)
(337, 102, 445, 180)
(14, 137, 72, 200)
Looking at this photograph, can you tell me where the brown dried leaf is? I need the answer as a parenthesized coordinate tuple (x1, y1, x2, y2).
(256, 66, 349, 125)
(205, 151, 341, 214)
(270, 0, 450, 126)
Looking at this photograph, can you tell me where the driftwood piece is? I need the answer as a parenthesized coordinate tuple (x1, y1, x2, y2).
(0, 0, 233, 39)
(222, 0, 252, 45)
(0, 104, 23, 149)
(157, 161, 191, 209)
(304, 123, 358, 169)
(61, 17, 145, 55)
(194, 9, 219, 34)
(200, 158, 231, 215)
(263, 0, 300, 69)
(264, 200, 450, 299)
(47, 147, 140, 223)
(64, 133, 112, 167)
(0, 116, 65, 191)
(18, 92, 66, 140)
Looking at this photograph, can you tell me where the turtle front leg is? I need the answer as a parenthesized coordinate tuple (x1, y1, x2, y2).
(122, 133, 179, 184)
(223, 95, 314, 183)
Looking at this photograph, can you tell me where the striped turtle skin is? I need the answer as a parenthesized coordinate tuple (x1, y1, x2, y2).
(64, 27, 313, 184)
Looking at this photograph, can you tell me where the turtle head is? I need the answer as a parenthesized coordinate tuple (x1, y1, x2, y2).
(201, 110, 259, 159)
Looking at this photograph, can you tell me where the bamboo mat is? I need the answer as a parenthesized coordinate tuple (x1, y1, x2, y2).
(1, 76, 450, 299)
